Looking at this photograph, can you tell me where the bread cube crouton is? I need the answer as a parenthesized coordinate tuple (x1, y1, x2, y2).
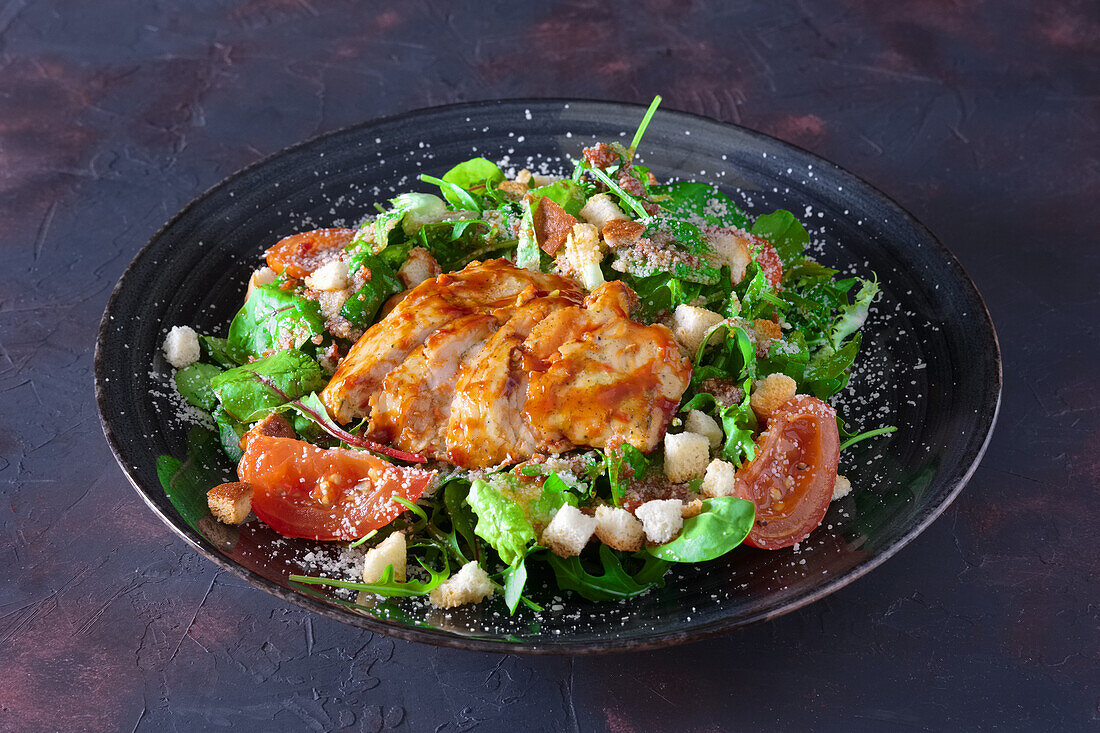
(671, 305, 724, 356)
(428, 560, 494, 609)
(541, 504, 598, 558)
(704, 227, 753, 283)
(684, 410, 722, 451)
(663, 431, 710, 483)
(562, 222, 606, 291)
(497, 180, 530, 199)
(593, 505, 644, 552)
(362, 531, 407, 583)
(397, 246, 442, 289)
(832, 474, 852, 501)
(207, 482, 254, 525)
(681, 498, 704, 519)
(700, 459, 738, 498)
(162, 325, 201, 369)
(304, 258, 351, 292)
(750, 373, 798, 419)
(246, 266, 277, 299)
(634, 499, 684, 544)
(578, 193, 628, 231)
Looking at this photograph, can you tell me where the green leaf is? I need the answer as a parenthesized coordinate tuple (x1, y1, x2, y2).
(628, 95, 662, 157)
(442, 157, 505, 203)
(157, 427, 231, 530)
(213, 406, 247, 462)
(226, 284, 325, 363)
(199, 335, 239, 368)
(582, 162, 649, 218)
(804, 333, 862, 399)
(210, 349, 327, 423)
(443, 478, 479, 561)
(829, 277, 878, 349)
(467, 479, 536, 566)
(751, 209, 810, 269)
(647, 497, 755, 562)
(340, 250, 404, 328)
(515, 197, 539, 270)
(528, 179, 586, 217)
(290, 558, 449, 598)
(174, 363, 222, 411)
(417, 219, 507, 272)
(604, 444, 649, 506)
(839, 425, 897, 451)
(503, 558, 529, 614)
(651, 181, 750, 229)
(547, 545, 671, 602)
(422, 172, 483, 212)
(529, 472, 579, 525)
(719, 390, 758, 465)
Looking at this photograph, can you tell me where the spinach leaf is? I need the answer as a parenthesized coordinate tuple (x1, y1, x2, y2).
(528, 179, 586, 217)
(467, 479, 536, 566)
(647, 497, 755, 562)
(174, 363, 222, 411)
(651, 181, 750, 229)
(719, 391, 758, 465)
(529, 472, 579, 524)
(226, 283, 325, 363)
(156, 427, 233, 530)
(341, 250, 404, 328)
(547, 545, 671, 602)
(210, 349, 327, 423)
(212, 406, 247, 462)
(751, 209, 810, 269)
(441, 157, 505, 205)
(199, 335, 239, 368)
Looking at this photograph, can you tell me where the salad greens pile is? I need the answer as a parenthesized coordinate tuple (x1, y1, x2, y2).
(163, 96, 893, 614)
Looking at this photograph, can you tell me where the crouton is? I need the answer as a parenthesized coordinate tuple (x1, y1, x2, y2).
(361, 532, 407, 583)
(634, 499, 684, 544)
(832, 474, 852, 501)
(397, 246, 441, 289)
(497, 180, 530, 199)
(751, 373, 798, 419)
(533, 197, 577, 255)
(751, 318, 783, 357)
(541, 504, 597, 558)
(593, 505, 644, 552)
(671, 305, 724, 356)
(663, 431, 710, 483)
(578, 193, 628, 231)
(703, 226, 753, 283)
(681, 498, 703, 518)
(700, 459, 738, 498)
(304, 258, 350, 291)
(428, 560, 494, 609)
(684, 410, 722, 451)
(514, 169, 533, 186)
(530, 173, 560, 187)
(600, 218, 645, 249)
(561, 222, 606, 291)
(162, 325, 200, 369)
(246, 266, 277, 299)
(207, 482, 254, 525)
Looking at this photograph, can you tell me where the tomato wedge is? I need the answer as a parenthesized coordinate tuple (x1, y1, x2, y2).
(238, 435, 434, 541)
(265, 228, 356, 279)
(733, 395, 839, 549)
(748, 233, 784, 287)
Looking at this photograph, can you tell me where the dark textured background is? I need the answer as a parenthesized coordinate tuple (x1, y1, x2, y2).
(2, 1, 1097, 730)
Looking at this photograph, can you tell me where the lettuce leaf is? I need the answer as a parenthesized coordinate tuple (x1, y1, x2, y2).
(467, 479, 536, 566)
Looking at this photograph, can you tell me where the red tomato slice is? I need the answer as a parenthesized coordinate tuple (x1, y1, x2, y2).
(733, 395, 839, 549)
(265, 228, 356, 279)
(748, 234, 784, 288)
(238, 435, 433, 541)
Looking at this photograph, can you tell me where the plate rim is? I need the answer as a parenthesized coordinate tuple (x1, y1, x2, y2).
(94, 97, 1002, 655)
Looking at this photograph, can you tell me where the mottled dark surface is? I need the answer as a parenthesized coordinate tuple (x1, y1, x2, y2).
(1, 1, 1096, 730)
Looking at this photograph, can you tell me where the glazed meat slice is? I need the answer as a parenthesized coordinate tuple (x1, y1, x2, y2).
(321, 259, 583, 423)
(446, 295, 578, 467)
(522, 281, 692, 453)
(367, 313, 500, 458)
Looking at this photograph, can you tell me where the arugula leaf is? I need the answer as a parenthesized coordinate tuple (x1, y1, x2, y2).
(417, 220, 508, 272)
(467, 479, 536, 566)
(751, 209, 810, 269)
(174, 363, 222, 411)
(210, 349, 327, 423)
(547, 545, 671, 602)
(651, 181, 750, 229)
(421, 174, 482, 212)
(290, 558, 448, 598)
(443, 478, 479, 561)
(340, 250, 404, 328)
(803, 333, 862, 399)
(647, 497, 755, 562)
(226, 283, 325, 363)
(732, 262, 787, 320)
(580, 162, 649, 218)
(441, 157, 505, 205)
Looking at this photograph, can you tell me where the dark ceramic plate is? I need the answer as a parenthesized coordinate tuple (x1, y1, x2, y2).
(95, 99, 1000, 654)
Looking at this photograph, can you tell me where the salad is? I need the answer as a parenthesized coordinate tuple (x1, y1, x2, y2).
(160, 97, 892, 613)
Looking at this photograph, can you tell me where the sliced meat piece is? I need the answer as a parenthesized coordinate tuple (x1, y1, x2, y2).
(368, 313, 500, 458)
(522, 280, 692, 454)
(321, 259, 582, 423)
(446, 295, 580, 468)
